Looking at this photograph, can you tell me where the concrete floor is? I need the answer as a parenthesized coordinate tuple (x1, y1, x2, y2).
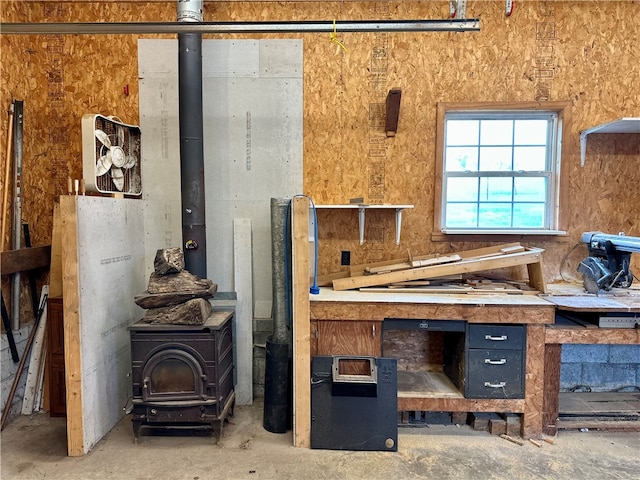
(1, 402, 639, 480)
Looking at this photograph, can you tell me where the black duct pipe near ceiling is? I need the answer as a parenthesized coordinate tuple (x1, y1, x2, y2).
(178, 0, 207, 278)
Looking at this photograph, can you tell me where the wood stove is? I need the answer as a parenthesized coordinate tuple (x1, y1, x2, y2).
(129, 310, 235, 441)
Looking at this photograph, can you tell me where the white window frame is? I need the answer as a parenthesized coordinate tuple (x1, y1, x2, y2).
(434, 102, 570, 239)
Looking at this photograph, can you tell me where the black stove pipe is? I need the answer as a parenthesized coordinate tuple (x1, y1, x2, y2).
(178, 1, 206, 278)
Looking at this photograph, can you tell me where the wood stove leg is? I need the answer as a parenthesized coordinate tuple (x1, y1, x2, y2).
(211, 421, 221, 443)
(132, 420, 142, 443)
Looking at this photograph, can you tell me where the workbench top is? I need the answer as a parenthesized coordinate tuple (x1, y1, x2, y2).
(310, 286, 554, 306)
(541, 282, 640, 312)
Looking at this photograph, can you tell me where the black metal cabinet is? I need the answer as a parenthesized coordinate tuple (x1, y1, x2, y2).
(466, 324, 525, 399)
(445, 324, 526, 399)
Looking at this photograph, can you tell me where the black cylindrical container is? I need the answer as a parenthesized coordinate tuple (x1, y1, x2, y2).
(263, 336, 290, 433)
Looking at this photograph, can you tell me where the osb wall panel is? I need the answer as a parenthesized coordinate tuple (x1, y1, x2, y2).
(1, 1, 639, 311)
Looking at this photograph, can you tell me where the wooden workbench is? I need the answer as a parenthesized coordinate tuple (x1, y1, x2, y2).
(542, 286, 640, 435)
(305, 288, 555, 439)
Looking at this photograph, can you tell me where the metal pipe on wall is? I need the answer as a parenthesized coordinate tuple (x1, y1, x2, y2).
(177, 0, 207, 278)
(11, 101, 24, 331)
(270, 197, 291, 345)
(1, 19, 481, 35)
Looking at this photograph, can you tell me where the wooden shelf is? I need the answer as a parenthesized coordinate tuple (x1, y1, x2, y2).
(397, 371, 463, 399)
(314, 204, 413, 245)
(580, 117, 640, 166)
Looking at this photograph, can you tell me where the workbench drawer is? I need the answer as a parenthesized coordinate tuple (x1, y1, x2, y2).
(466, 349, 524, 399)
(468, 324, 525, 350)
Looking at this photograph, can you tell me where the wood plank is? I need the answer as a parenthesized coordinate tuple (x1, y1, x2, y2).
(410, 254, 462, 268)
(0, 245, 51, 275)
(542, 344, 562, 436)
(21, 286, 49, 415)
(556, 419, 640, 432)
(545, 295, 640, 312)
(60, 195, 84, 457)
(527, 260, 547, 293)
(317, 320, 381, 357)
(523, 324, 545, 438)
(49, 202, 63, 298)
(361, 286, 525, 295)
(314, 270, 349, 287)
(292, 196, 310, 448)
(559, 392, 640, 415)
(545, 327, 640, 345)
(365, 254, 462, 274)
(398, 397, 525, 413)
(332, 247, 544, 291)
(458, 242, 523, 259)
(365, 261, 413, 275)
(397, 371, 463, 398)
(311, 301, 554, 324)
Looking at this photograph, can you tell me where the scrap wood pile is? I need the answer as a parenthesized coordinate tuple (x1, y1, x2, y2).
(322, 243, 547, 293)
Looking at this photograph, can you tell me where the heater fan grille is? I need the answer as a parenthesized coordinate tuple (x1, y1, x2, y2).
(82, 114, 142, 195)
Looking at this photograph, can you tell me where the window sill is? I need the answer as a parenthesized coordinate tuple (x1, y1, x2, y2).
(431, 230, 569, 243)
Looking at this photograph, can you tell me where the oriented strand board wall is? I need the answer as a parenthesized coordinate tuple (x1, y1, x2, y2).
(1, 1, 639, 302)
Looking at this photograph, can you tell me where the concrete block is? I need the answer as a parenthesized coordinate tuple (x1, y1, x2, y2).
(559, 363, 583, 391)
(561, 344, 608, 363)
(582, 363, 636, 391)
(609, 345, 640, 364)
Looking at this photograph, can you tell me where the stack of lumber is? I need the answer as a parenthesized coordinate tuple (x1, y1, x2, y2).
(323, 243, 546, 293)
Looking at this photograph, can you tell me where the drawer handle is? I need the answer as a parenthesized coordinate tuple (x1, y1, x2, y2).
(484, 358, 507, 365)
(485, 335, 508, 341)
(484, 381, 507, 388)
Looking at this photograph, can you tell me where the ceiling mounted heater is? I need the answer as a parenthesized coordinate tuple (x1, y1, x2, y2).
(82, 114, 142, 195)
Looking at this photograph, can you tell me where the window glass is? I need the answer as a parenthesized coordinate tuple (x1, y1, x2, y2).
(440, 108, 561, 232)
(445, 147, 478, 171)
(446, 120, 479, 145)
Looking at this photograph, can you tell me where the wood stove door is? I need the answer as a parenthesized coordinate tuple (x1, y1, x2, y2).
(142, 347, 207, 402)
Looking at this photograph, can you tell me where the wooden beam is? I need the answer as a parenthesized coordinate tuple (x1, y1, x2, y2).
(292, 197, 310, 448)
(545, 327, 640, 345)
(332, 247, 545, 291)
(0, 245, 51, 275)
(385, 88, 402, 137)
(60, 195, 84, 457)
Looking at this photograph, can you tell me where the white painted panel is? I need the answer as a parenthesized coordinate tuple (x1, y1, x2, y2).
(259, 39, 303, 78)
(233, 218, 253, 405)
(138, 69, 182, 279)
(139, 39, 303, 318)
(76, 197, 146, 453)
(138, 39, 178, 77)
(203, 40, 259, 77)
(204, 73, 303, 305)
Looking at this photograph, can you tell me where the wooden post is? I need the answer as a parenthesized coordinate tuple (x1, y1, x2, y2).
(60, 195, 84, 456)
(542, 344, 562, 436)
(292, 197, 310, 447)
